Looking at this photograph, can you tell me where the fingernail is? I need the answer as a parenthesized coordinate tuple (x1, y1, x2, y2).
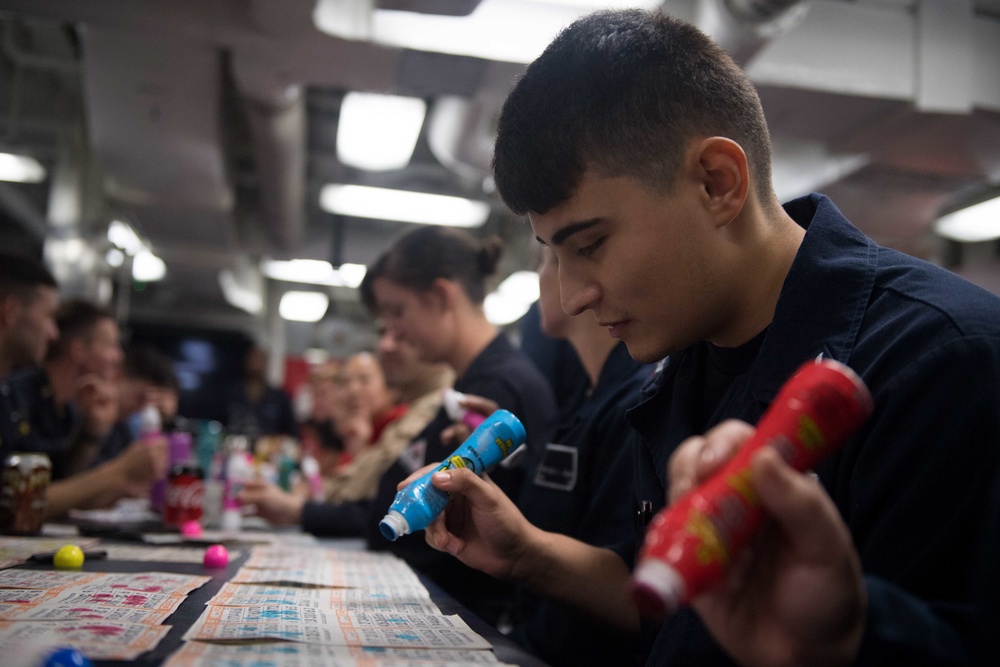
(699, 444, 717, 467)
(432, 472, 451, 483)
(752, 449, 785, 485)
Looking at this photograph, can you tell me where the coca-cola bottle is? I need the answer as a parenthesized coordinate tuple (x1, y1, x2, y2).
(164, 463, 204, 527)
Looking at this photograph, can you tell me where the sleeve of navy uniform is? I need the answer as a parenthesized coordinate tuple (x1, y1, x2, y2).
(842, 336, 1000, 666)
(300, 498, 372, 538)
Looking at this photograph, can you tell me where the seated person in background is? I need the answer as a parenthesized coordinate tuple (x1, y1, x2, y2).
(0, 264, 167, 517)
(360, 225, 559, 626)
(518, 300, 588, 423)
(413, 9, 1000, 665)
(320, 329, 452, 506)
(0, 252, 59, 454)
(0, 252, 59, 382)
(298, 361, 346, 474)
(43, 434, 168, 519)
(96, 345, 182, 469)
(121, 345, 180, 431)
(508, 245, 652, 666)
(335, 351, 404, 463)
(241, 338, 451, 535)
(227, 345, 298, 438)
(8, 299, 125, 479)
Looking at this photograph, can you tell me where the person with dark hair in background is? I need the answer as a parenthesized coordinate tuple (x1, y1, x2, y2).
(0, 252, 59, 456)
(227, 345, 298, 439)
(0, 265, 168, 517)
(411, 9, 1000, 666)
(89, 344, 182, 471)
(321, 331, 452, 506)
(240, 350, 403, 523)
(298, 360, 347, 467)
(9, 299, 125, 477)
(518, 300, 588, 423)
(360, 225, 559, 626)
(120, 345, 181, 430)
(507, 245, 651, 666)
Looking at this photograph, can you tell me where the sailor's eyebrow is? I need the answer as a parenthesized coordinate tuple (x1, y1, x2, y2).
(538, 219, 604, 247)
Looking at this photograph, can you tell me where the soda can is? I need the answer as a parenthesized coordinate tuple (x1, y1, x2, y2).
(164, 464, 204, 527)
(0, 452, 51, 534)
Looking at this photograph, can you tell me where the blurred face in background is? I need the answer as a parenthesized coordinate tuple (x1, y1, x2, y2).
(2, 286, 59, 369)
(370, 277, 454, 365)
(119, 377, 178, 422)
(244, 347, 268, 382)
(76, 317, 123, 381)
(376, 325, 426, 390)
(309, 365, 346, 424)
(341, 352, 394, 420)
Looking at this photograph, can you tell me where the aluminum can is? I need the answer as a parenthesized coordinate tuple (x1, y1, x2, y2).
(164, 464, 204, 527)
(0, 452, 51, 534)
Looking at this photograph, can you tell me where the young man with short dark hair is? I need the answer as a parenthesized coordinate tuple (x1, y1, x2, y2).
(419, 10, 1000, 666)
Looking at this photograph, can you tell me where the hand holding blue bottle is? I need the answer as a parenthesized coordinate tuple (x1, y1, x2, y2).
(380, 410, 526, 541)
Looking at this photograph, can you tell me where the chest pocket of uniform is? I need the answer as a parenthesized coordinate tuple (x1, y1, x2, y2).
(533, 443, 578, 491)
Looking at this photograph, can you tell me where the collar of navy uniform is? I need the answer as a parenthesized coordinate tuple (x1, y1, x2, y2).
(747, 193, 878, 404)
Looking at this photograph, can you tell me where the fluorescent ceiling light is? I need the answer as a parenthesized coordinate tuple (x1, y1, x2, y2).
(320, 184, 490, 228)
(497, 270, 541, 303)
(132, 250, 166, 282)
(485, 292, 533, 325)
(338, 92, 427, 171)
(261, 259, 367, 288)
(934, 195, 1000, 243)
(485, 270, 540, 325)
(314, 0, 661, 64)
(338, 263, 367, 288)
(105, 248, 125, 268)
(0, 152, 46, 183)
(107, 220, 145, 255)
(107, 219, 166, 281)
(279, 291, 330, 323)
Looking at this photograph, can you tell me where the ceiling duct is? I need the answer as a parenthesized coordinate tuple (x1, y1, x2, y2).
(427, 96, 494, 184)
(426, 60, 522, 187)
(232, 57, 306, 252)
(697, 0, 808, 65)
(376, 0, 484, 16)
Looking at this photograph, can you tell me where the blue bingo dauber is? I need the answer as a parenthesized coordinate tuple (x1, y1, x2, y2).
(379, 410, 526, 541)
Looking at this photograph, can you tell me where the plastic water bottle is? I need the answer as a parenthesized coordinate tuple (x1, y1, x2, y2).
(139, 405, 167, 512)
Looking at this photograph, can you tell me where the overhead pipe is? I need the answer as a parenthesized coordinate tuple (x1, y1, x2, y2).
(233, 59, 307, 252)
(426, 61, 526, 189)
(696, 0, 809, 66)
(2, 21, 80, 75)
(426, 2, 808, 190)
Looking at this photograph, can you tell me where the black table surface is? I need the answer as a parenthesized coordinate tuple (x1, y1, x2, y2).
(11, 533, 550, 667)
